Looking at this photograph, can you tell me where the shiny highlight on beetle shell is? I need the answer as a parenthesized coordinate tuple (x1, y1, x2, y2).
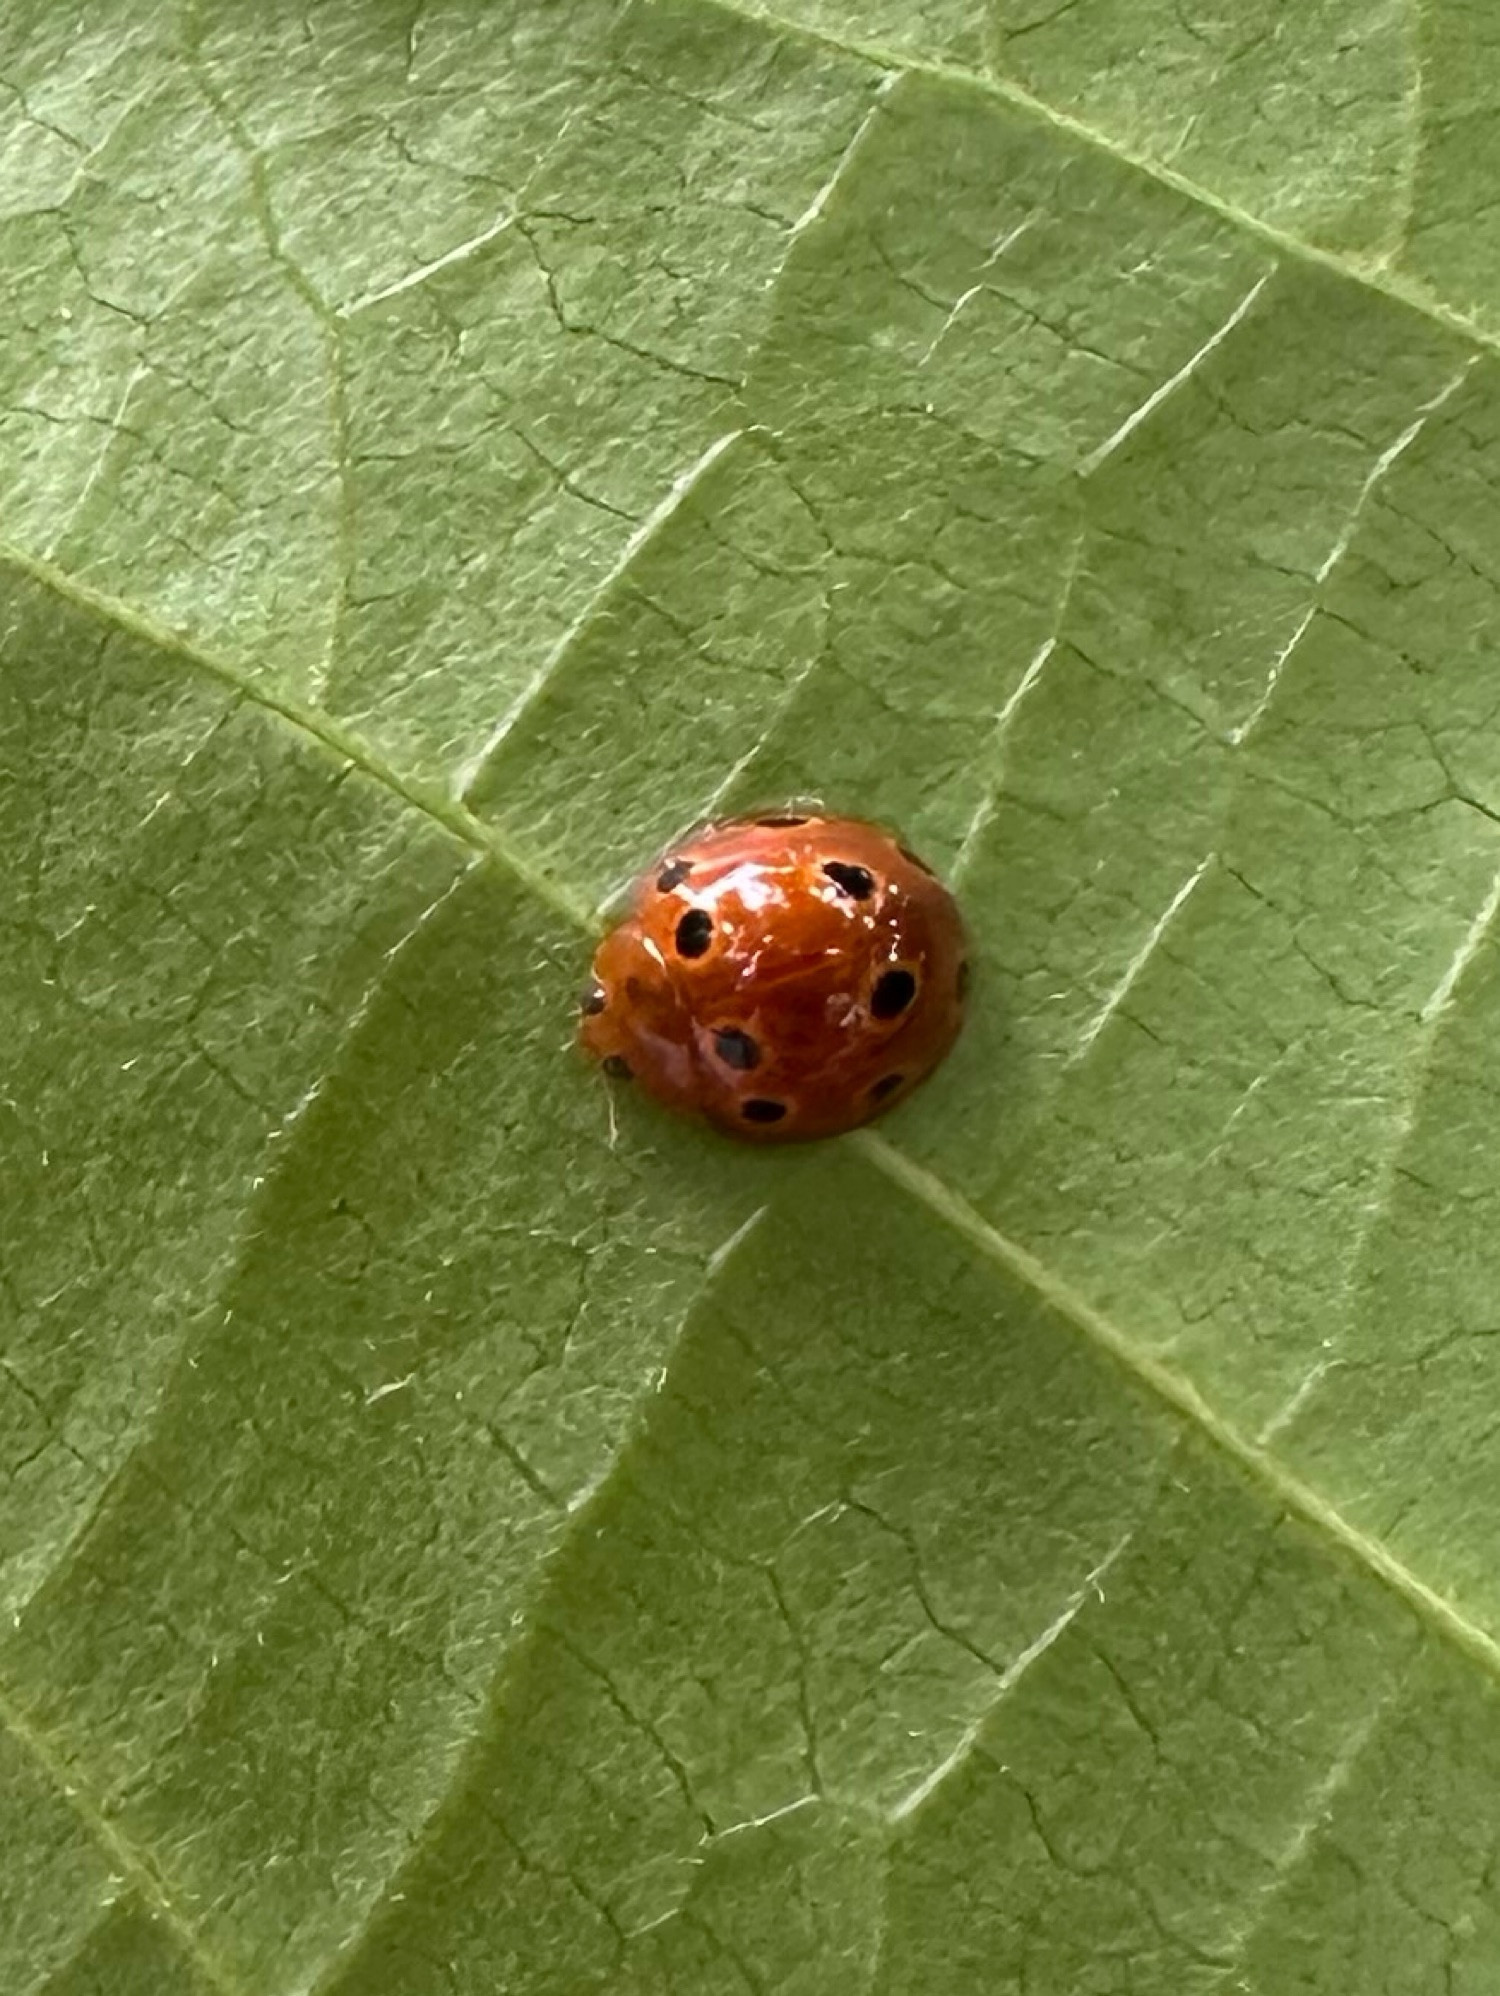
(579, 812, 969, 1143)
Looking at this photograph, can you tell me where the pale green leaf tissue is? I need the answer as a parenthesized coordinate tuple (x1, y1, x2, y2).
(6, 3, 1500, 1991)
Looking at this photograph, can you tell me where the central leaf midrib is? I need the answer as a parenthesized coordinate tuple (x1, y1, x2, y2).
(12, 535, 1491, 1720)
(0, 541, 594, 935)
(853, 1133, 1500, 1697)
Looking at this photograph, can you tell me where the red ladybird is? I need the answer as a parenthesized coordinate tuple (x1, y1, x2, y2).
(579, 811, 969, 1143)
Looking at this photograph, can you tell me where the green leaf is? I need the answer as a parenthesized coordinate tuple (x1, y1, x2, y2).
(7, 5, 1500, 1992)
(752, 0, 1500, 340)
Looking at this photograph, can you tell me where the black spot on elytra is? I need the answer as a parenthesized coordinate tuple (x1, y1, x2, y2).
(581, 984, 607, 1016)
(741, 1098, 787, 1124)
(713, 1027, 760, 1071)
(871, 968, 917, 1019)
(822, 861, 875, 900)
(871, 1073, 905, 1101)
(675, 908, 713, 958)
(602, 1054, 633, 1080)
(656, 858, 692, 892)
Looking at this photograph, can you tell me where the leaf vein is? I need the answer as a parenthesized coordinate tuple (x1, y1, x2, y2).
(852, 1130, 1500, 1697)
(0, 1679, 242, 1996)
(0, 538, 595, 931)
(710, 0, 1500, 367)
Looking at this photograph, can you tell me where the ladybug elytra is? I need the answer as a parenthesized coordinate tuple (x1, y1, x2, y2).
(579, 812, 968, 1143)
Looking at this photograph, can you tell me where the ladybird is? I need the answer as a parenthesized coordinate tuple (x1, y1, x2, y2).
(579, 811, 969, 1143)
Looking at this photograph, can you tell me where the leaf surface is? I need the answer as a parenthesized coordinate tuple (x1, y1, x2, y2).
(7, 5, 1500, 1993)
